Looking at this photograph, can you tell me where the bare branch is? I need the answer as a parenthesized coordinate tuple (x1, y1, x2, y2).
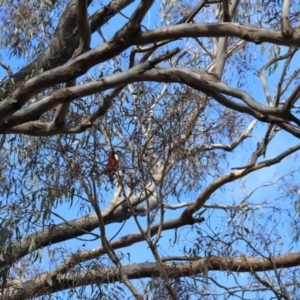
(79, 173, 143, 299)
(181, 143, 300, 219)
(4, 252, 300, 299)
(127, 0, 155, 30)
(214, 0, 240, 77)
(282, 0, 292, 37)
(132, 23, 300, 48)
(0, 0, 133, 100)
(73, 0, 91, 58)
(179, 118, 258, 162)
(0, 60, 13, 78)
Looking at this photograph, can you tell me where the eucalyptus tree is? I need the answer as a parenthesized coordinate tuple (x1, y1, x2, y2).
(1, 0, 300, 299)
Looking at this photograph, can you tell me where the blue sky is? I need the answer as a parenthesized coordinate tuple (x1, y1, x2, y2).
(1, 0, 300, 299)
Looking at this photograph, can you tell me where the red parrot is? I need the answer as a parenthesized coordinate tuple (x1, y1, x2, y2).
(102, 151, 119, 183)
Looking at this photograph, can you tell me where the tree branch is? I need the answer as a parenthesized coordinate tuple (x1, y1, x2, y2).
(181, 143, 300, 219)
(3, 252, 300, 299)
(0, 0, 133, 101)
(133, 23, 300, 46)
(73, 0, 91, 58)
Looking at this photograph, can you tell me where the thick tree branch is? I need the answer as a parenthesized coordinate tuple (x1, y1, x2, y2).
(3, 252, 300, 299)
(2, 23, 300, 121)
(1, 51, 181, 129)
(50, 216, 204, 277)
(2, 23, 299, 123)
(0, 212, 202, 271)
(282, 0, 292, 37)
(214, 0, 239, 77)
(0, 0, 133, 101)
(3, 65, 300, 139)
(1, 88, 115, 136)
(74, 0, 91, 58)
(133, 23, 300, 46)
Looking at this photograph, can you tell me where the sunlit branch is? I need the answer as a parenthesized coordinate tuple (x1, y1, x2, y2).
(278, 68, 300, 103)
(164, 202, 249, 211)
(127, 0, 154, 30)
(257, 70, 272, 106)
(259, 47, 297, 106)
(206, 39, 245, 73)
(213, 0, 240, 77)
(282, 0, 292, 37)
(134, 23, 300, 47)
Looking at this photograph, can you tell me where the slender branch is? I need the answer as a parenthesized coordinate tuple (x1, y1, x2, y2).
(246, 125, 276, 165)
(283, 79, 300, 112)
(180, 118, 258, 163)
(164, 202, 249, 211)
(251, 271, 289, 299)
(181, 143, 300, 219)
(45, 217, 205, 280)
(259, 47, 297, 106)
(79, 174, 143, 300)
(128, 190, 178, 299)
